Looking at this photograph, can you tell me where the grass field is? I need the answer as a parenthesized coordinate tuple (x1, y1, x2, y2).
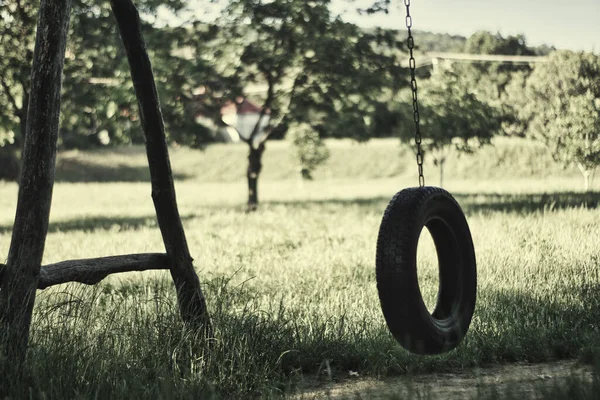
(1, 138, 599, 398)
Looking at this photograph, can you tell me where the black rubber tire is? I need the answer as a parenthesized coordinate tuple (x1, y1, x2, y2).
(376, 186, 477, 355)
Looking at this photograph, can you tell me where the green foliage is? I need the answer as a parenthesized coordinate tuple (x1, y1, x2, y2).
(0, 0, 36, 148)
(146, 22, 243, 148)
(217, 0, 403, 205)
(397, 66, 499, 165)
(61, 1, 137, 148)
(410, 30, 467, 53)
(297, 21, 403, 142)
(464, 31, 535, 56)
(395, 64, 500, 185)
(222, 0, 402, 137)
(287, 122, 329, 179)
(520, 50, 600, 189)
(0, 0, 236, 150)
(454, 31, 551, 138)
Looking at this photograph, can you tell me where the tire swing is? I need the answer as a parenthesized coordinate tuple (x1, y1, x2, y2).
(375, 1, 477, 355)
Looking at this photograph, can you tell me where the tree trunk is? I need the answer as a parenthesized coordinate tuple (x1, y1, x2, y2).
(0, 0, 72, 372)
(247, 142, 265, 212)
(577, 163, 591, 192)
(110, 0, 211, 333)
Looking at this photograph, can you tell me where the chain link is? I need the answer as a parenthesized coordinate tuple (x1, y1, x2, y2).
(404, 0, 425, 187)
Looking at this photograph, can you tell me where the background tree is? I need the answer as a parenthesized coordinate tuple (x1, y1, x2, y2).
(60, 0, 139, 149)
(0, 0, 36, 180)
(519, 50, 600, 191)
(144, 23, 242, 148)
(288, 121, 329, 180)
(0, 0, 233, 156)
(397, 65, 500, 187)
(63, 1, 236, 149)
(220, 0, 403, 210)
(459, 31, 546, 137)
(0, 0, 35, 148)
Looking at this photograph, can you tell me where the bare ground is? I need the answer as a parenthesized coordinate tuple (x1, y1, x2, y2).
(291, 361, 596, 399)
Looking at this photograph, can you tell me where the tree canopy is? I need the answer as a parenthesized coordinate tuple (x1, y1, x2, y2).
(519, 50, 600, 190)
(397, 65, 500, 186)
(0, 0, 237, 151)
(215, 0, 404, 208)
(0, 0, 36, 147)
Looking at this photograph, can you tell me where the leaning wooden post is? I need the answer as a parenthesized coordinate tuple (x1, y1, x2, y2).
(0, 0, 72, 366)
(110, 0, 211, 332)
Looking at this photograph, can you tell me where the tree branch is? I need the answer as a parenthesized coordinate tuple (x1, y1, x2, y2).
(38, 253, 170, 289)
(0, 0, 72, 368)
(248, 73, 275, 146)
(237, 125, 251, 145)
(261, 73, 304, 144)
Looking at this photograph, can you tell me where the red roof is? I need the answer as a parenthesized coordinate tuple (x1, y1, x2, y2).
(220, 99, 271, 116)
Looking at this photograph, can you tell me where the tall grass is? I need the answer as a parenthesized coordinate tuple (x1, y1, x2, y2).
(0, 138, 599, 397)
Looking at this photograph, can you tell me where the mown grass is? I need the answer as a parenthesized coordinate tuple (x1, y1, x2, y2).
(1, 138, 599, 398)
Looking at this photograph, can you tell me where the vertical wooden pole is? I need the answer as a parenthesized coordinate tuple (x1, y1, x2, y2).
(0, 0, 72, 367)
(110, 0, 211, 331)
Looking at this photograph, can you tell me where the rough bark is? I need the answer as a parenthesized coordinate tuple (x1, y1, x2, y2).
(110, 0, 210, 331)
(37, 253, 170, 289)
(239, 73, 274, 212)
(247, 142, 265, 212)
(0, 0, 72, 368)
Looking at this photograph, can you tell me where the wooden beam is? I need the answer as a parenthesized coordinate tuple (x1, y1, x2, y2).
(0, 0, 72, 369)
(37, 253, 170, 289)
(110, 0, 211, 332)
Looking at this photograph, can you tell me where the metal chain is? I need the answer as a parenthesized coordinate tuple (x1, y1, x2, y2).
(404, 0, 425, 187)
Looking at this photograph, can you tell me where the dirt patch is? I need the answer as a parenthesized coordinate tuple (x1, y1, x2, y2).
(291, 361, 595, 399)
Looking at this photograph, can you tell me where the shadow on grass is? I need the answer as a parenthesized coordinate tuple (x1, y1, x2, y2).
(264, 191, 600, 215)
(0, 214, 198, 235)
(1, 192, 596, 235)
(454, 191, 600, 215)
(469, 283, 600, 366)
(55, 157, 191, 183)
(7, 276, 598, 399)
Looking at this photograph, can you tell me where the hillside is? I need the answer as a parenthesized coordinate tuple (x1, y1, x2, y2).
(52, 137, 587, 184)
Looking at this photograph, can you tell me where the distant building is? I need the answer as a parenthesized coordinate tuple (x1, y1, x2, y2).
(195, 97, 271, 145)
(220, 98, 271, 147)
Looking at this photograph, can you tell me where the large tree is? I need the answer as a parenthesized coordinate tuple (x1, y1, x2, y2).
(220, 0, 403, 210)
(519, 50, 600, 191)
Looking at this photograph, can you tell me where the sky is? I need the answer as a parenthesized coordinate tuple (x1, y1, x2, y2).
(157, 0, 599, 53)
(333, 0, 600, 52)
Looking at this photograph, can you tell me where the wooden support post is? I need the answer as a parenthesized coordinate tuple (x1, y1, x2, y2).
(109, 0, 211, 332)
(0, 0, 72, 368)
